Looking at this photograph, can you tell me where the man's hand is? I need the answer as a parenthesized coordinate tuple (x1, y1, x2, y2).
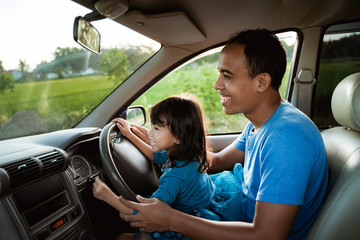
(119, 195, 173, 233)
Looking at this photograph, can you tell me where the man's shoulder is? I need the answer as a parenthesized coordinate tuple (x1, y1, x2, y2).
(272, 102, 315, 128)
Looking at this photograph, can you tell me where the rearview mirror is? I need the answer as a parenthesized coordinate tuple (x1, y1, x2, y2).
(73, 16, 101, 54)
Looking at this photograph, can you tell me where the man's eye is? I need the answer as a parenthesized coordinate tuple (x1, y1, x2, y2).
(223, 73, 231, 79)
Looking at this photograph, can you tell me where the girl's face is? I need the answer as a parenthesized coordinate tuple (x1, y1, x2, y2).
(148, 124, 179, 153)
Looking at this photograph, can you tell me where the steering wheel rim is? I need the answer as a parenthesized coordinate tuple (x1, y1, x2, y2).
(99, 122, 159, 201)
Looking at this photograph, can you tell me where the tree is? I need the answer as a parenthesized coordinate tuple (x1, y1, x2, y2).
(99, 49, 130, 85)
(17, 59, 30, 82)
(18, 59, 29, 72)
(53, 47, 87, 74)
(124, 45, 156, 70)
(54, 47, 84, 59)
(0, 60, 16, 94)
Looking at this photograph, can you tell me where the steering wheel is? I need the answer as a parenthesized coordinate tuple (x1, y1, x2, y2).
(99, 122, 159, 201)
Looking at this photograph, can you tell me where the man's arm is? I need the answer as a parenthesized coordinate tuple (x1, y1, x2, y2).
(171, 201, 299, 240)
(209, 144, 245, 173)
(119, 196, 300, 240)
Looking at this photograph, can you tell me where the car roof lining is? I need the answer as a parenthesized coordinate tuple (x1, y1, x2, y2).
(73, 0, 360, 47)
(117, 10, 206, 45)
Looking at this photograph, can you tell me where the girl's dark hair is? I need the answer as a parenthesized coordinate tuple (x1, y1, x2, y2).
(149, 94, 210, 173)
(228, 28, 287, 90)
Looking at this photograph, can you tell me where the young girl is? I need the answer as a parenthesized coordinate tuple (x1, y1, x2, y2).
(92, 94, 244, 240)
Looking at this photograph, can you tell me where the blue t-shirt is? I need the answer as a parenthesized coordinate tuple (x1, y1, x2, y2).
(150, 151, 215, 213)
(233, 102, 328, 240)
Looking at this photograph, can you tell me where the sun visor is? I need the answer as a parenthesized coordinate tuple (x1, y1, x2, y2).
(117, 10, 206, 45)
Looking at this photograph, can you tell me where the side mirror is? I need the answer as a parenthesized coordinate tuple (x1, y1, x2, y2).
(73, 16, 101, 54)
(121, 106, 146, 126)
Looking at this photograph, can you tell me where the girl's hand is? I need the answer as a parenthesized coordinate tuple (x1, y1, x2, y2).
(130, 124, 151, 145)
(92, 176, 113, 202)
(112, 118, 132, 138)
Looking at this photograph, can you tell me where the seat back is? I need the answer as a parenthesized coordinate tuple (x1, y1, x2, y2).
(306, 73, 360, 240)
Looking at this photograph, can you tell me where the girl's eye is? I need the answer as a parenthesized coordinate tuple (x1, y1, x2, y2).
(154, 126, 159, 131)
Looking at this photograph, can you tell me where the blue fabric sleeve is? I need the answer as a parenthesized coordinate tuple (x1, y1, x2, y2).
(233, 122, 252, 152)
(151, 174, 184, 206)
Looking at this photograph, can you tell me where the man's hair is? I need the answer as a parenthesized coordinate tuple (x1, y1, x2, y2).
(228, 29, 287, 90)
(149, 94, 210, 173)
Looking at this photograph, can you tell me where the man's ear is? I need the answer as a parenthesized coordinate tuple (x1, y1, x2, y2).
(256, 73, 271, 92)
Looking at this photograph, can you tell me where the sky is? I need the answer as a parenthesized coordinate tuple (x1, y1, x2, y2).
(0, 0, 158, 71)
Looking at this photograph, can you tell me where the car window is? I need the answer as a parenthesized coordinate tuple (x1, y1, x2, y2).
(133, 31, 297, 134)
(0, 0, 160, 140)
(313, 22, 360, 127)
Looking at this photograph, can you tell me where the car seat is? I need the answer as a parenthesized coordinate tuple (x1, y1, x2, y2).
(306, 72, 360, 239)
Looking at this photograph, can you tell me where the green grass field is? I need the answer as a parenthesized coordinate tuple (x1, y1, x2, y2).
(0, 75, 115, 129)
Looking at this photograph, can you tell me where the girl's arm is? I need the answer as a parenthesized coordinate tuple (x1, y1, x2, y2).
(112, 118, 154, 161)
(92, 176, 129, 213)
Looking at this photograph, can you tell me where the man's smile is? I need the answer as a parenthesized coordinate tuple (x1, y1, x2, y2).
(220, 94, 231, 104)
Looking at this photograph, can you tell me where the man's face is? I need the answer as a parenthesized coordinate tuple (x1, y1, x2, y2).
(215, 43, 259, 116)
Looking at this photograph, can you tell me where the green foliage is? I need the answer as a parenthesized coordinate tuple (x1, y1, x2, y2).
(54, 47, 84, 59)
(54, 47, 88, 74)
(0, 61, 16, 94)
(99, 49, 130, 85)
(0, 73, 16, 94)
(124, 45, 156, 70)
(321, 34, 360, 59)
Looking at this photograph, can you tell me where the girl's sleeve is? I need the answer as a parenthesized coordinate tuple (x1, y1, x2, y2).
(150, 174, 184, 206)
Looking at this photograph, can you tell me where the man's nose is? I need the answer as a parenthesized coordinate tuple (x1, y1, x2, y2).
(214, 75, 223, 90)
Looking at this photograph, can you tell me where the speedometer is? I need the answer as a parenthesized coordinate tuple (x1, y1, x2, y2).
(70, 155, 92, 179)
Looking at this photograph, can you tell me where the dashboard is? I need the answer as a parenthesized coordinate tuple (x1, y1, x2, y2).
(0, 127, 122, 240)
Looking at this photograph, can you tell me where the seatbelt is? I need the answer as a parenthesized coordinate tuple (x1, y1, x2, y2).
(291, 68, 316, 117)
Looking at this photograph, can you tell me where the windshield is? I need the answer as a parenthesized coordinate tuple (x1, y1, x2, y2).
(0, 0, 160, 141)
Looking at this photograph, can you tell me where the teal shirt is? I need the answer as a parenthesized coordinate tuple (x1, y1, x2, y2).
(151, 151, 215, 213)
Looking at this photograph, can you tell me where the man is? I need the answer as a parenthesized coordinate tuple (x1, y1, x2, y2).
(119, 29, 328, 240)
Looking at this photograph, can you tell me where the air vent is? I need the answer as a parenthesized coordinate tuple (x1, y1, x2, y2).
(3, 159, 41, 188)
(39, 150, 66, 175)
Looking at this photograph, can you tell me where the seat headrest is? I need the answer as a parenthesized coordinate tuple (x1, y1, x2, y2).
(331, 72, 360, 132)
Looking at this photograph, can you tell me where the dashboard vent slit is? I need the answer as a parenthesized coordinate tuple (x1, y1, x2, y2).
(39, 151, 66, 175)
(3, 159, 41, 188)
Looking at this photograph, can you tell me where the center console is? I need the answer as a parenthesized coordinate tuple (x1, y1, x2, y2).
(2, 172, 94, 240)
